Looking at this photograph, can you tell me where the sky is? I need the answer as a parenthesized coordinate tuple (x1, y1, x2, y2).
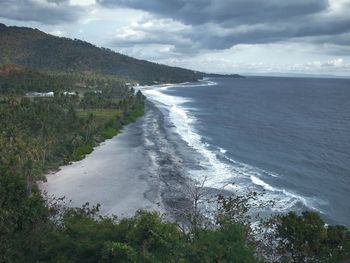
(1, 0, 350, 76)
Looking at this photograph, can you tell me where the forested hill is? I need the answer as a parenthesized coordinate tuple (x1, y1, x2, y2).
(0, 23, 200, 84)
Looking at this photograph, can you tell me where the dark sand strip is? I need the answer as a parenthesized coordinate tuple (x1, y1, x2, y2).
(42, 100, 198, 219)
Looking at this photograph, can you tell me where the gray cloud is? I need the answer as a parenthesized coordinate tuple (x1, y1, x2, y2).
(98, 0, 328, 25)
(108, 17, 195, 53)
(190, 15, 350, 49)
(100, 0, 350, 54)
(1, 0, 350, 69)
(2, 0, 350, 53)
(0, 0, 84, 24)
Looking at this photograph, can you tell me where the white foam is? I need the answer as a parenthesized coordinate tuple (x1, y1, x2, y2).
(219, 147, 227, 154)
(143, 81, 323, 214)
(250, 176, 275, 192)
(143, 81, 233, 188)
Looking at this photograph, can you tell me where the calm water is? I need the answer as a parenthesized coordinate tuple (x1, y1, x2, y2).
(144, 77, 350, 227)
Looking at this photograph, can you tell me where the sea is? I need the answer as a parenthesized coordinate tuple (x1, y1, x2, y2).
(141, 76, 350, 228)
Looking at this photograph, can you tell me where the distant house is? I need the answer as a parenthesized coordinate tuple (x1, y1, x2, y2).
(63, 91, 77, 96)
(25, 92, 54, 98)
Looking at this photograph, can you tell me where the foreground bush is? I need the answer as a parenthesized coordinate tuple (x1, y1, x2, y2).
(275, 211, 350, 263)
(29, 206, 259, 263)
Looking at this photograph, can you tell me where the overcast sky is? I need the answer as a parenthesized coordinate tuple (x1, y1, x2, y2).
(1, 0, 350, 76)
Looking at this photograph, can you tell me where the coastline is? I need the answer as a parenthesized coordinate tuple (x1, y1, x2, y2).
(41, 99, 197, 219)
(42, 105, 163, 218)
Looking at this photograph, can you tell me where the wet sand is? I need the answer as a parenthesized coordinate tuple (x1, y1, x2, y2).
(42, 101, 197, 219)
(42, 115, 163, 218)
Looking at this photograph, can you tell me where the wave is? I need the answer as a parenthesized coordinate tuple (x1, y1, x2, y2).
(220, 150, 324, 212)
(142, 81, 324, 214)
(219, 147, 227, 154)
(140, 79, 217, 91)
(250, 175, 275, 192)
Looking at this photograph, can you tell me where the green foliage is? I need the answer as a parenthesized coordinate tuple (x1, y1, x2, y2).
(275, 211, 350, 263)
(0, 69, 147, 262)
(0, 32, 349, 262)
(70, 144, 93, 161)
(9, 205, 258, 263)
(122, 105, 145, 125)
(76, 109, 120, 120)
(0, 23, 201, 84)
(0, 65, 129, 95)
(100, 242, 137, 262)
(186, 223, 258, 263)
(1, 95, 349, 263)
(0, 168, 51, 262)
(101, 127, 118, 139)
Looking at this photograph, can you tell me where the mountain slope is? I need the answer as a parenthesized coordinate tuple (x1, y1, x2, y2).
(0, 23, 201, 84)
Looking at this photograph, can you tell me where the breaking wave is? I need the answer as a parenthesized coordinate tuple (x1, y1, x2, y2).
(142, 81, 324, 214)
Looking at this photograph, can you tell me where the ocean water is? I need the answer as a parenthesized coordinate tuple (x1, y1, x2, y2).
(142, 77, 350, 227)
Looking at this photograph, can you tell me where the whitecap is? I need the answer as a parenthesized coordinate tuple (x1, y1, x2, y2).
(250, 175, 276, 192)
(219, 147, 227, 154)
(143, 80, 323, 215)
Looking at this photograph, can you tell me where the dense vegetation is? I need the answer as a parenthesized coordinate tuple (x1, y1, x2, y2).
(1, 80, 349, 262)
(0, 23, 348, 262)
(0, 68, 147, 262)
(0, 64, 129, 95)
(0, 23, 201, 84)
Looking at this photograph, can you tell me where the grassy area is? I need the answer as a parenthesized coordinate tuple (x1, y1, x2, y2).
(71, 144, 94, 161)
(122, 106, 144, 125)
(101, 127, 118, 139)
(71, 106, 144, 161)
(70, 109, 122, 160)
(76, 109, 121, 120)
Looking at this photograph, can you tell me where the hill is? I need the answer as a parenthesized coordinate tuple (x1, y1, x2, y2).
(204, 73, 244, 78)
(0, 64, 131, 96)
(0, 23, 201, 84)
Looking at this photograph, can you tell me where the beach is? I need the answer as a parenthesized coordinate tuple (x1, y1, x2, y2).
(42, 103, 159, 217)
(42, 78, 350, 228)
(41, 100, 197, 218)
(141, 78, 350, 228)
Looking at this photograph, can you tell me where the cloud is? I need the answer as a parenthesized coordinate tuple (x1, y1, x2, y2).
(49, 29, 65, 36)
(2, 0, 350, 54)
(109, 17, 191, 47)
(70, 0, 96, 6)
(0, 0, 86, 24)
(97, 0, 328, 25)
(99, 0, 350, 57)
(303, 58, 350, 70)
(1, 0, 350, 75)
(107, 16, 199, 57)
(149, 41, 350, 76)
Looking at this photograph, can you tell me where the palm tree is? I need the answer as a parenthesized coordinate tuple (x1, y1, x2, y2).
(84, 113, 95, 143)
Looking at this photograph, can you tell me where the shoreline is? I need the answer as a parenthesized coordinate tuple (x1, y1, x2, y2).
(41, 106, 164, 218)
(41, 100, 197, 219)
(41, 81, 249, 222)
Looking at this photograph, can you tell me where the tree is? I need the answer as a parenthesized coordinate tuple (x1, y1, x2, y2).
(275, 211, 350, 263)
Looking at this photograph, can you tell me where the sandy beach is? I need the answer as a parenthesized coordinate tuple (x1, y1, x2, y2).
(42, 101, 197, 219)
(42, 113, 163, 218)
